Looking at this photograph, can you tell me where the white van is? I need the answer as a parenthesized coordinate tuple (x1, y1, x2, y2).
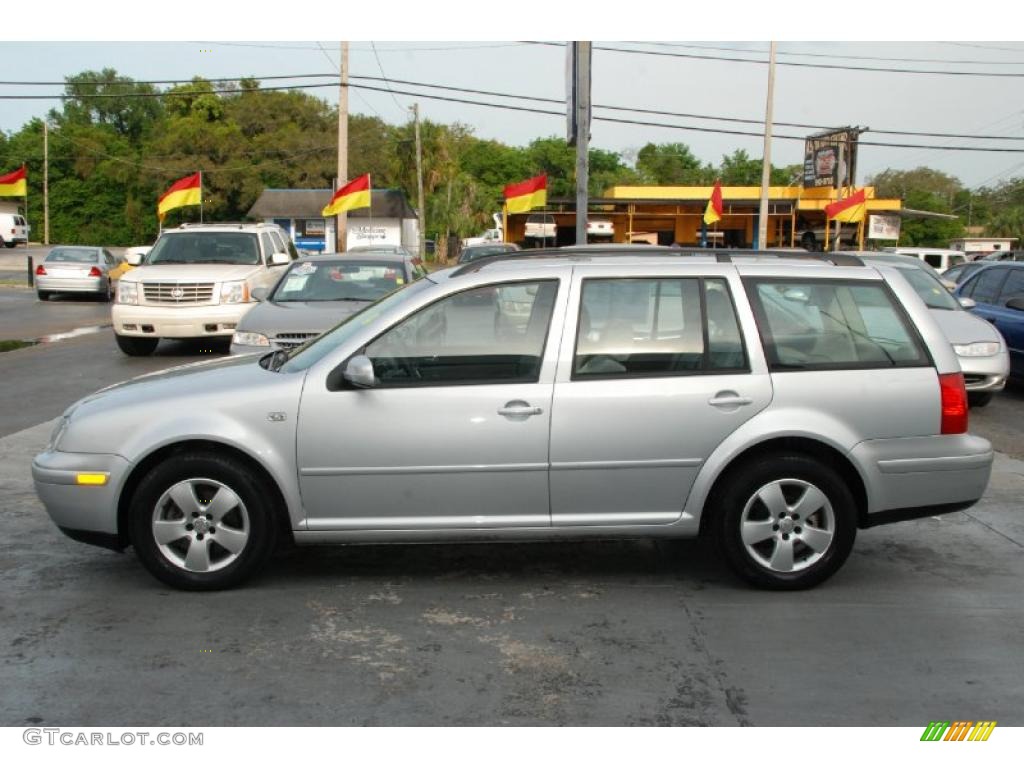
(886, 247, 967, 273)
(0, 213, 29, 247)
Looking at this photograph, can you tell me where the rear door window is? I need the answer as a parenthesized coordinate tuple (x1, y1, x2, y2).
(573, 277, 747, 379)
(966, 267, 1007, 305)
(259, 233, 276, 263)
(997, 269, 1024, 305)
(746, 279, 929, 370)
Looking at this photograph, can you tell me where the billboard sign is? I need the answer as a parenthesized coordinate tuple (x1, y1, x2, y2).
(803, 129, 860, 188)
(868, 214, 901, 240)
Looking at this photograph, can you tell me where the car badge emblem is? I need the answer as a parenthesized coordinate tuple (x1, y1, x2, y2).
(171, 287, 184, 299)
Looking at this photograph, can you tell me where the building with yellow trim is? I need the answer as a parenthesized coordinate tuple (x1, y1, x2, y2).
(504, 184, 909, 250)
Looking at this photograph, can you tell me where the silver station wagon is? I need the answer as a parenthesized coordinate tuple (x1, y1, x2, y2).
(33, 249, 994, 590)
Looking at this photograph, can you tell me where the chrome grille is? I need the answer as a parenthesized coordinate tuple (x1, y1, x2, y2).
(272, 332, 319, 349)
(143, 281, 215, 304)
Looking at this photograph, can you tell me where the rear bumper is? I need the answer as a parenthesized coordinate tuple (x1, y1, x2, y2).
(36, 276, 105, 293)
(851, 433, 993, 526)
(112, 302, 253, 338)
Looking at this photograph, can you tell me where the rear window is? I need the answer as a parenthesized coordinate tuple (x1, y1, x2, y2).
(965, 267, 1007, 304)
(746, 279, 930, 371)
(46, 248, 98, 263)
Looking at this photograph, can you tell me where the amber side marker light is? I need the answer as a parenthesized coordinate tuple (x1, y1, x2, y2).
(76, 473, 108, 486)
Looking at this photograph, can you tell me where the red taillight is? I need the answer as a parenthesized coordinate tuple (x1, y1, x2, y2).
(939, 372, 968, 435)
(88, 266, 102, 277)
(35, 264, 46, 276)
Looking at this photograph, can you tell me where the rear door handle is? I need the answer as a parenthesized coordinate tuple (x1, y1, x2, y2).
(708, 394, 753, 407)
(498, 401, 543, 417)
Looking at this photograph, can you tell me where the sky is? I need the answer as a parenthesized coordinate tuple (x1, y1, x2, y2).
(5, 4, 1024, 191)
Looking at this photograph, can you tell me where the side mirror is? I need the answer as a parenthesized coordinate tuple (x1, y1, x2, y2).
(270, 252, 290, 266)
(251, 286, 269, 302)
(958, 296, 977, 310)
(342, 355, 376, 388)
(1006, 297, 1024, 312)
(125, 252, 144, 266)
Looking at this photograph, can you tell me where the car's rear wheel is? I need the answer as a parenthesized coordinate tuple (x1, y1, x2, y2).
(100, 280, 113, 302)
(712, 454, 857, 589)
(130, 452, 279, 590)
(968, 392, 993, 408)
(114, 333, 158, 356)
(37, 290, 51, 301)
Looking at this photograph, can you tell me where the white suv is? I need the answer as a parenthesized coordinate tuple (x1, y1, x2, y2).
(112, 223, 297, 356)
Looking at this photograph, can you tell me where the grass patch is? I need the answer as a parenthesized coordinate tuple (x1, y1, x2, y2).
(0, 339, 37, 353)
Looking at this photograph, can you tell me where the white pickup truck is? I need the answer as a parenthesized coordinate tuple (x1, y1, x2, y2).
(111, 222, 297, 356)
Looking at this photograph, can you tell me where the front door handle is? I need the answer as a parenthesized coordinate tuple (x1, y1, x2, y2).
(708, 393, 753, 408)
(498, 401, 543, 418)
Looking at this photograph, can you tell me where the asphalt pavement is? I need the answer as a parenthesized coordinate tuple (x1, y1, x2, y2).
(0, 282, 1022, 726)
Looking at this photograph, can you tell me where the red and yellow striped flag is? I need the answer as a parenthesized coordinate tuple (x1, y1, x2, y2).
(703, 180, 724, 226)
(322, 174, 371, 216)
(0, 165, 27, 197)
(157, 173, 201, 221)
(825, 188, 867, 223)
(504, 174, 547, 214)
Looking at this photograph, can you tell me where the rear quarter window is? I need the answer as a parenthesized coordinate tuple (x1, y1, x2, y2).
(745, 278, 930, 371)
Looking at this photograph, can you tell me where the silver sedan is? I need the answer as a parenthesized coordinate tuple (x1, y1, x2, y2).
(35, 246, 120, 301)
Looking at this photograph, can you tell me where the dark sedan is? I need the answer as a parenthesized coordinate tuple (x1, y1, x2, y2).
(457, 242, 520, 264)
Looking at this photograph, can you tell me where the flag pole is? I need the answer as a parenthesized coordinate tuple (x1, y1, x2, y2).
(367, 173, 373, 247)
(199, 171, 204, 223)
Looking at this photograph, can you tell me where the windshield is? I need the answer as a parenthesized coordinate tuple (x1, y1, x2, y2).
(280, 278, 433, 373)
(147, 232, 261, 265)
(47, 248, 98, 263)
(900, 266, 959, 310)
(272, 259, 407, 302)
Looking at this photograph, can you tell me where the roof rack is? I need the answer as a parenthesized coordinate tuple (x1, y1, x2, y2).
(450, 247, 864, 276)
(175, 222, 267, 230)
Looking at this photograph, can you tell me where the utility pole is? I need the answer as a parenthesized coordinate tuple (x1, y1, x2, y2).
(336, 41, 349, 253)
(573, 42, 592, 246)
(757, 41, 777, 250)
(43, 120, 49, 245)
(411, 103, 426, 261)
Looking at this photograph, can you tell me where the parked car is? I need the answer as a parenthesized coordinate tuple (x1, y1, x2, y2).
(347, 244, 413, 257)
(954, 262, 1024, 383)
(886, 247, 968, 274)
(848, 252, 1009, 406)
(587, 219, 614, 239)
(34, 249, 993, 591)
(524, 213, 557, 242)
(975, 250, 1024, 263)
(230, 252, 428, 355)
(941, 260, 989, 287)
(111, 222, 296, 356)
(0, 212, 29, 248)
(461, 228, 503, 248)
(457, 242, 520, 264)
(35, 246, 121, 301)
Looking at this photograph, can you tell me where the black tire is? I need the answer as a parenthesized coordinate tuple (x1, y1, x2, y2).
(4, 240, 16, 249)
(968, 392, 993, 408)
(711, 454, 857, 590)
(129, 451, 279, 590)
(800, 232, 817, 251)
(100, 280, 113, 302)
(37, 290, 51, 301)
(114, 333, 159, 356)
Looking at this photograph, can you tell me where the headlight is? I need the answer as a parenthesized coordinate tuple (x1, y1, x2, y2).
(220, 281, 250, 304)
(232, 331, 269, 347)
(48, 416, 69, 451)
(953, 341, 1000, 357)
(117, 281, 139, 305)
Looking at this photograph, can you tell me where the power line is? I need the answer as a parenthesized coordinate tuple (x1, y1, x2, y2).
(7, 77, 1024, 153)
(634, 41, 1024, 67)
(315, 43, 383, 120)
(524, 41, 1024, 78)
(370, 41, 406, 115)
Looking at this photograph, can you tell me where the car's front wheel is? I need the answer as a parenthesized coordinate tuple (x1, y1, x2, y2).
(712, 454, 857, 589)
(114, 333, 158, 356)
(130, 451, 279, 590)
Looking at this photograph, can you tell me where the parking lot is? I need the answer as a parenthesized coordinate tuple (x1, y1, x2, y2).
(1, 256, 1022, 726)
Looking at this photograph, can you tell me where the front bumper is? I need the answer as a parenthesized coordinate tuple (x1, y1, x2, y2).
(959, 349, 1010, 392)
(852, 433, 993, 525)
(32, 449, 131, 545)
(36, 275, 105, 294)
(112, 301, 254, 338)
